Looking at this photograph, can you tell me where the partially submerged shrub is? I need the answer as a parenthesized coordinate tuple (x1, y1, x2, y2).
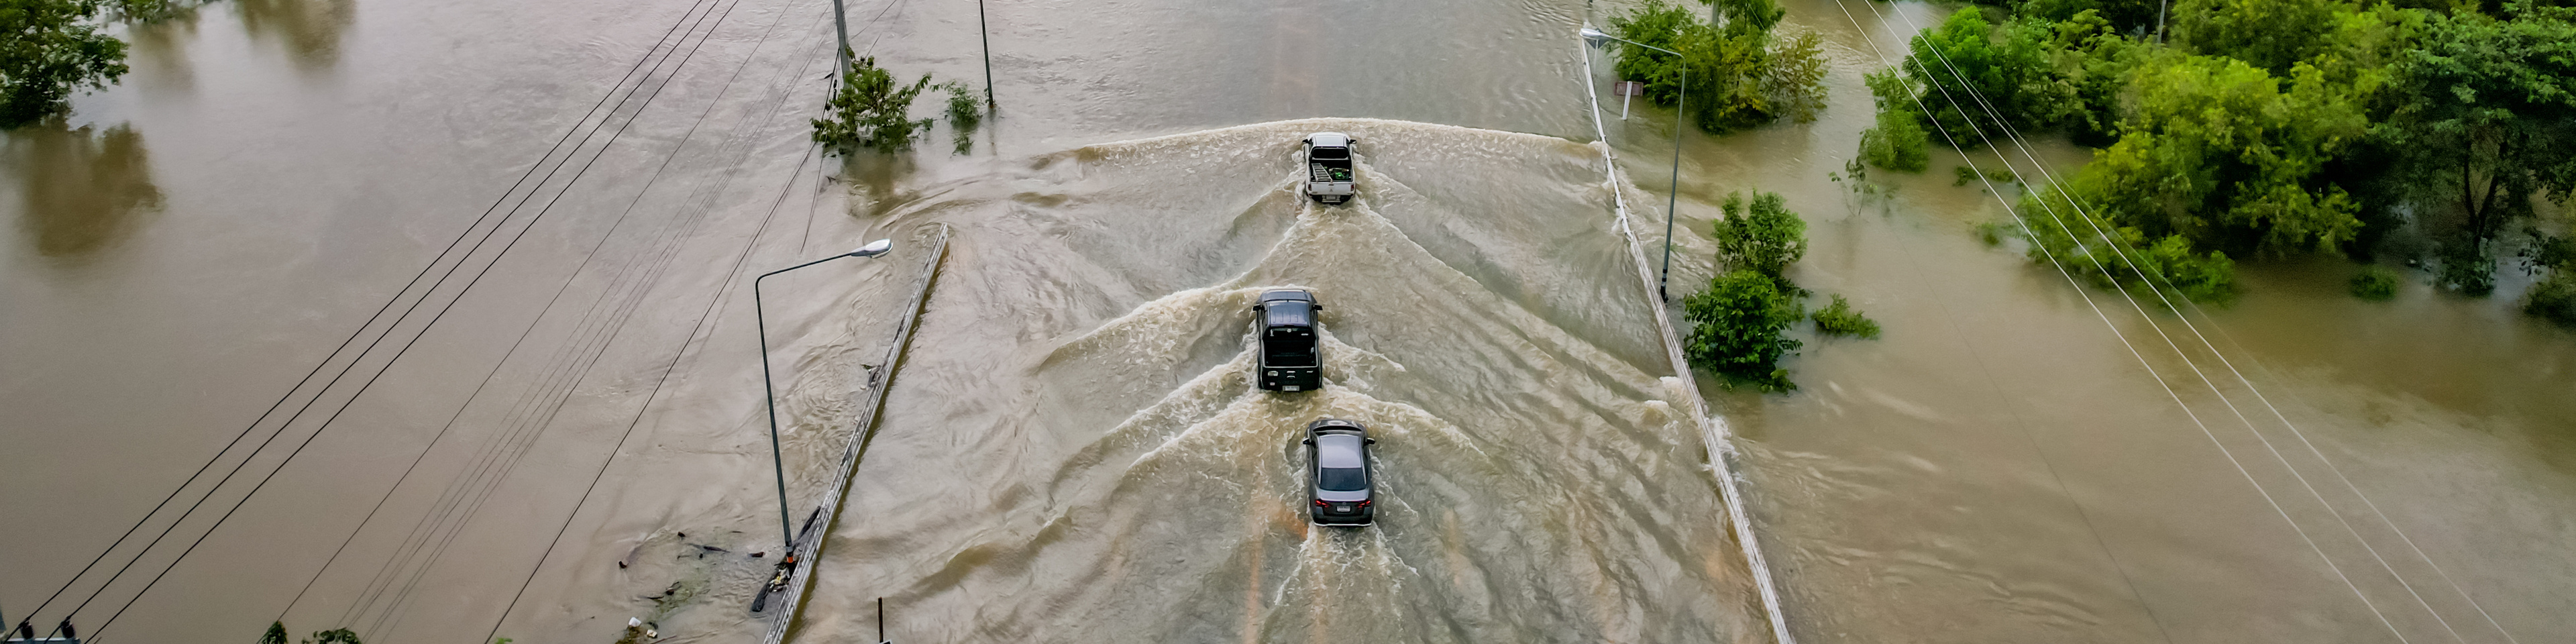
(1812, 294, 1882, 338)
(2349, 265, 2400, 301)
(2528, 270, 2576, 329)
(942, 81, 984, 155)
(1684, 269, 1804, 391)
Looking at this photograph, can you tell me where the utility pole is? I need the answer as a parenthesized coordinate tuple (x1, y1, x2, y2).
(832, 0, 851, 71)
(977, 0, 996, 109)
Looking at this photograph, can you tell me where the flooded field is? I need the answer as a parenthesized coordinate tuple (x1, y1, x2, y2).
(3, 0, 2571, 641)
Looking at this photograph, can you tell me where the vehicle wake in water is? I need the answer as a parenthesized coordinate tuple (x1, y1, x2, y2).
(790, 118, 1770, 641)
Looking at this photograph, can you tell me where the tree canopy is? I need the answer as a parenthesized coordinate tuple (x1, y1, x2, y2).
(0, 0, 130, 128)
(1607, 0, 1827, 134)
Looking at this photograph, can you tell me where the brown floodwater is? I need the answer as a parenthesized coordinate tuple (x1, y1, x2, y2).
(4, 0, 2570, 641)
(1602, 0, 2576, 641)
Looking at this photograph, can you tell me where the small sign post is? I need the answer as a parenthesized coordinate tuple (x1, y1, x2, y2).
(1613, 80, 1645, 120)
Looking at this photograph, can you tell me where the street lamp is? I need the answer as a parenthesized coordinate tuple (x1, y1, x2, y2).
(1581, 26, 1687, 302)
(754, 238, 892, 547)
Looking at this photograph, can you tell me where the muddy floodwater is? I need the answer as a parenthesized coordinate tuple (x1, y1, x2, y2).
(3, 0, 2572, 641)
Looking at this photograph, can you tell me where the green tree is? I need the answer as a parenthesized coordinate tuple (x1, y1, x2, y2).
(1899, 7, 2078, 146)
(0, 0, 129, 128)
(2171, 0, 2339, 72)
(1711, 190, 1808, 280)
(1857, 68, 1929, 171)
(2075, 54, 2368, 256)
(1684, 269, 1803, 390)
(2385, 3, 2576, 250)
(260, 623, 290, 644)
(1606, 0, 1827, 133)
(812, 56, 933, 155)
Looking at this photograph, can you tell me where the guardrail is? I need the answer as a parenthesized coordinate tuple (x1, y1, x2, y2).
(757, 224, 951, 644)
(1576, 28, 1799, 644)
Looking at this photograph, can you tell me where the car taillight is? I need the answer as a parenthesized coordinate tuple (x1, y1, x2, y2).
(1313, 500, 1328, 506)
(1356, 500, 1370, 508)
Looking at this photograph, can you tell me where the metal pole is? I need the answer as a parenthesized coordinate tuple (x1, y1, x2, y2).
(755, 253, 857, 548)
(977, 0, 996, 109)
(1661, 64, 1684, 302)
(831, 0, 851, 71)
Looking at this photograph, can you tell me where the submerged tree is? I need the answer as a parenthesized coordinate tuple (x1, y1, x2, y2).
(2386, 3, 2576, 253)
(1710, 190, 1808, 282)
(0, 0, 131, 128)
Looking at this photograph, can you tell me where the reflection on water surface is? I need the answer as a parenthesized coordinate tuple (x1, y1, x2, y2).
(8, 119, 162, 262)
(237, 0, 356, 70)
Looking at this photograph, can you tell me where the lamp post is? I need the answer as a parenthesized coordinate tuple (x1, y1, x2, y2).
(754, 238, 892, 547)
(1581, 26, 1686, 302)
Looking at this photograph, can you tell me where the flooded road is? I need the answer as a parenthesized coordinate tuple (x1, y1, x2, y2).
(4, 0, 2571, 640)
(795, 119, 1763, 642)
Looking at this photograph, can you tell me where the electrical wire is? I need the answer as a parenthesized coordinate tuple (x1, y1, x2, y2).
(70, 1, 757, 638)
(1854, 3, 2515, 641)
(1814, 1, 2411, 640)
(15, 0, 731, 628)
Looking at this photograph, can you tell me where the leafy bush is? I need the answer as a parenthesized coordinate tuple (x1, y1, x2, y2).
(812, 57, 933, 155)
(0, 0, 130, 128)
(942, 81, 984, 155)
(1812, 294, 1882, 338)
(1684, 270, 1804, 390)
(2349, 265, 2400, 300)
(1711, 190, 1808, 280)
(2527, 270, 2576, 329)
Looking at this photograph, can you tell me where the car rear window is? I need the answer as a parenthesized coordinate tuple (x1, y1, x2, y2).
(1318, 467, 1367, 491)
(1309, 147, 1348, 160)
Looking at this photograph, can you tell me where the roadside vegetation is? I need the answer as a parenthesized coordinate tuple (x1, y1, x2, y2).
(1848, 0, 2575, 321)
(1685, 191, 1882, 390)
(1605, 0, 1830, 134)
(812, 57, 989, 156)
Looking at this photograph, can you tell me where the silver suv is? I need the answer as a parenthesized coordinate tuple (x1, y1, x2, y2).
(1303, 419, 1376, 525)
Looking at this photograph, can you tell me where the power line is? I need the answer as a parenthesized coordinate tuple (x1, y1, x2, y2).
(1856, 3, 2512, 641)
(267, 0, 796, 625)
(16, 0, 730, 627)
(1815, 1, 2413, 641)
(355, 4, 840, 636)
(67, 1, 757, 637)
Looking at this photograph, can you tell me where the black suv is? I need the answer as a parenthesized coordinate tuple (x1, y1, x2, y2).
(1303, 419, 1376, 526)
(1254, 289, 1322, 392)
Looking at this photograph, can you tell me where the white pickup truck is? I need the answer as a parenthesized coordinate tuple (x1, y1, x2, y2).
(1302, 132, 1356, 205)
